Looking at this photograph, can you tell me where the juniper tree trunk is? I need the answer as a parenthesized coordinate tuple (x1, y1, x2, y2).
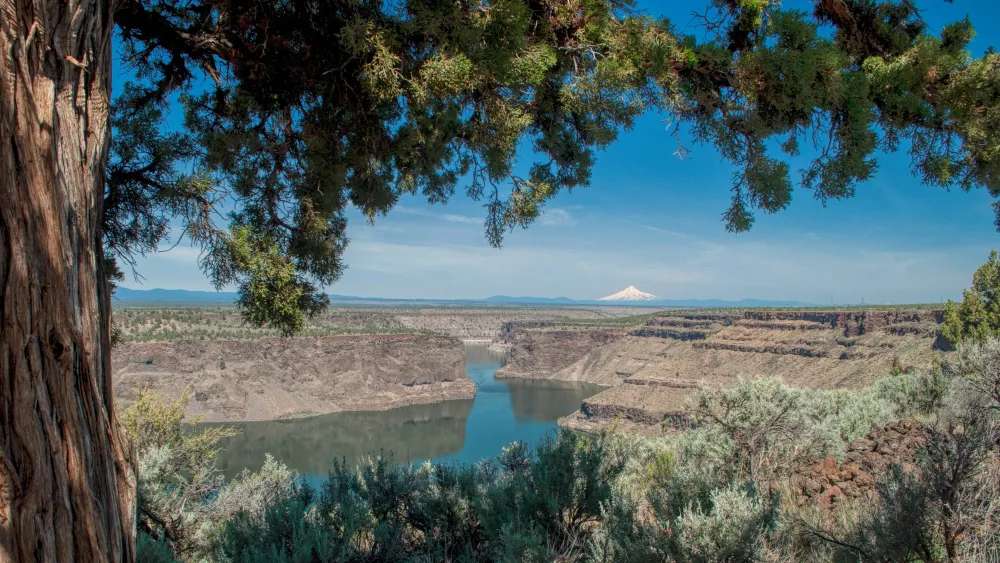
(0, 0, 135, 561)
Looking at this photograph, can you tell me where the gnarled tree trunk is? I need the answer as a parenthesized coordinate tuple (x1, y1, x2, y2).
(0, 0, 135, 561)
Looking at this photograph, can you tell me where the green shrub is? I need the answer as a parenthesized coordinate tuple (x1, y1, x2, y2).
(125, 388, 238, 560)
(805, 356, 1000, 563)
(951, 337, 1000, 409)
(214, 431, 625, 562)
(220, 483, 336, 563)
(661, 483, 780, 563)
(136, 531, 179, 563)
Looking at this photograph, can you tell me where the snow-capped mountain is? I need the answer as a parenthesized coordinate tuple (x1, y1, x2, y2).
(597, 285, 658, 301)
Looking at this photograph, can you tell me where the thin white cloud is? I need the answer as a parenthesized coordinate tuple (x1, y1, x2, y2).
(638, 224, 691, 239)
(394, 205, 480, 225)
(155, 245, 203, 264)
(618, 218, 696, 240)
(443, 213, 481, 225)
(539, 208, 578, 227)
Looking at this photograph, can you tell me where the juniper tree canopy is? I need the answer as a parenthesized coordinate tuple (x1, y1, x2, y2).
(111, 0, 1000, 333)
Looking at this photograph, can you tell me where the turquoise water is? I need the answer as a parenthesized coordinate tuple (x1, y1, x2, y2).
(208, 343, 605, 486)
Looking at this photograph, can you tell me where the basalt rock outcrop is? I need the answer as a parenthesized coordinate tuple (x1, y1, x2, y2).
(113, 334, 475, 422)
(787, 419, 931, 509)
(492, 310, 945, 435)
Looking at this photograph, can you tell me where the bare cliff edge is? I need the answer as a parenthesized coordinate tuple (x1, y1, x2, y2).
(494, 310, 945, 435)
(113, 334, 475, 422)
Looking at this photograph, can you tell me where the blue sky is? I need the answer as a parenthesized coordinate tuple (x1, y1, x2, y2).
(120, 0, 1000, 304)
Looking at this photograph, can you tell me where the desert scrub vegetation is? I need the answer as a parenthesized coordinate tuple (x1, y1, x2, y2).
(132, 342, 999, 562)
(113, 306, 432, 342)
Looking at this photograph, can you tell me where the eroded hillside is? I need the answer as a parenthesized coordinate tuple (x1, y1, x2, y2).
(493, 309, 945, 434)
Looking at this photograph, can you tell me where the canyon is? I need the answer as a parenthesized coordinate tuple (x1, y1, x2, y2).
(113, 305, 945, 434)
(111, 305, 642, 422)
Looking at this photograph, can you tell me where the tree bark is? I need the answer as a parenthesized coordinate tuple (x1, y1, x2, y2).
(0, 0, 136, 561)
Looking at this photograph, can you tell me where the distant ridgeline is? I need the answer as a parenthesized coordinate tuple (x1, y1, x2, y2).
(113, 287, 819, 308)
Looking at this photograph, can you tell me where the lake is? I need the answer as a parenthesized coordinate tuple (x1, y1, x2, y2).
(208, 343, 606, 485)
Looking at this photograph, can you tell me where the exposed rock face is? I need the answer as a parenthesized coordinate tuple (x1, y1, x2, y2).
(113, 334, 474, 422)
(497, 310, 945, 434)
(493, 328, 627, 384)
(743, 310, 946, 337)
(788, 419, 931, 509)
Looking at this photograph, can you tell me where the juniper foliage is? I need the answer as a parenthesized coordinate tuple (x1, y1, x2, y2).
(943, 250, 1000, 349)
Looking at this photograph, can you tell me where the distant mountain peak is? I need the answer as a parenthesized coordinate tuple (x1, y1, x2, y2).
(597, 285, 658, 301)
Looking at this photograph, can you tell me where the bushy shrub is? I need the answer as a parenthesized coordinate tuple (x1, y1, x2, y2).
(136, 531, 179, 563)
(691, 378, 843, 481)
(213, 430, 626, 562)
(686, 371, 947, 483)
(661, 483, 780, 563)
(951, 337, 1000, 409)
(216, 454, 299, 525)
(220, 483, 335, 563)
(125, 388, 238, 559)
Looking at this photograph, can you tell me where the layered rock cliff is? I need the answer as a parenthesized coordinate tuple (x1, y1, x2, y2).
(493, 328, 627, 384)
(492, 310, 945, 434)
(113, 334, 475, 422)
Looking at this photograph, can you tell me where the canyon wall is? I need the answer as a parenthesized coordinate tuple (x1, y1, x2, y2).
(113, 334, 474, 422)
(493, 328, 627, 384)
(493, 310, 945, 435)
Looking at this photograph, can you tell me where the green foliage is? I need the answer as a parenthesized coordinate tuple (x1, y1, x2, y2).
(136, 531, 179, 563)
(660, 483, 780, 563)
(223, 226, 330, 336)
(952, 336, 1000, 410)
(215, 431, 626, 562)
(943, 250, 1000, 348)
(686, 371, 947, 482)
(109, 0, 1000, 334)
(220, 483, 332, 563)
(124, 388, 239, 559)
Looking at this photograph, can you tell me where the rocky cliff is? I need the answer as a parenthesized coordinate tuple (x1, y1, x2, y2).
(493, 328, 627, 384)
(113, 334, 475, 422)
(493, 310, 945, 434)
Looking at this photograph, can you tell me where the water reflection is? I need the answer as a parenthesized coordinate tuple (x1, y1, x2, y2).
(207, 399, 474, 477)
(465, 342, 509, 366)
(208, 342, 605, 481)
(506, 379, 602, 423)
